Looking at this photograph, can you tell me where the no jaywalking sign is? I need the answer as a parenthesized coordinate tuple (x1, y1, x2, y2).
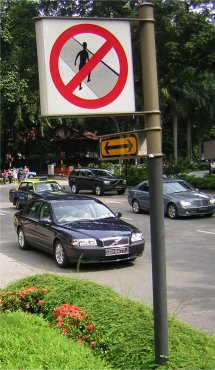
(35, 17, 135, 117)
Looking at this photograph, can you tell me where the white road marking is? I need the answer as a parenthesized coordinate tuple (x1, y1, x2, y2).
(105, 200, 121, 204)
(0, 212, 5, 215)
(198, 230, 215, 235)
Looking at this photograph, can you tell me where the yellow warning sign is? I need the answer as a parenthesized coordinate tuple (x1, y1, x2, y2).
(101, 134, 137, 158)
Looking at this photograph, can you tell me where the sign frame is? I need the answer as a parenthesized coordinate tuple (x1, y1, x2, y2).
(34, 17, 135, 117)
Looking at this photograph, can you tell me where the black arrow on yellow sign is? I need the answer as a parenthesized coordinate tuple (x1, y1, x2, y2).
(101, 134, 137, 158)
(105, 139, 133, 154)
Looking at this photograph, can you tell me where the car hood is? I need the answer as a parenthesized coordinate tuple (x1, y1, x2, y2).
(166, 191, 211, 201)
(97, 175, 124, 181)
(60, 218, 138, 239)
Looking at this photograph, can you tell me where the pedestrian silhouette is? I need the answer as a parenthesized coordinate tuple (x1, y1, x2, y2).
(74, 42, 91, 90)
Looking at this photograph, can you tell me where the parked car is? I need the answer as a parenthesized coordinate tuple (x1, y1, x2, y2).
(128, 179, 215, 219)
(25, 172, 37, 179)
(14, 194, 145, 267)
(9, 178, 69, 209)
(16, 167, 37, 180)
(68, 167, 126, 195)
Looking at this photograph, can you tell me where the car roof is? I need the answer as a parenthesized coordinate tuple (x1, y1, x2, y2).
(34, 194, 99, 202)
(140, 178, 185, 184)
(19, 177, 59, 184)
(162, 178, 185, 183)
(73, 167, 108, 171)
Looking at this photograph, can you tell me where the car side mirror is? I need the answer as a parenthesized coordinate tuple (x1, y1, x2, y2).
(40, 217, 52, 224)
(115, 212, 122, 218)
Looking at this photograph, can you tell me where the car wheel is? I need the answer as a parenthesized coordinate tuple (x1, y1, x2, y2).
(167, 203, 178, 219)
(18, 228, 29, 250)
(95, 185, 103, 196)
(71, 184, 79, 194)
(54, 240, 69, 268)
(132, 199, 141, 214)
(16, 199, 21, 210)
(28, 174, 33, 178)
(117, 190, 125, 195)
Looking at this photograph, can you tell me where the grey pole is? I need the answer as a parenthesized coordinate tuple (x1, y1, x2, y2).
(138, 2, 168, 365)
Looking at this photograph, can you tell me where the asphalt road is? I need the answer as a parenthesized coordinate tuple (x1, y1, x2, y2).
(0, 181, 215, 334)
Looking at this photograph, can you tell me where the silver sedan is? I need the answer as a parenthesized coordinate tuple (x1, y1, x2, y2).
(128, 179, 215, 219)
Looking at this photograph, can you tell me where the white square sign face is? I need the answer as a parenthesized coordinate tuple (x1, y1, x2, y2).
(35, 18, 135, 117)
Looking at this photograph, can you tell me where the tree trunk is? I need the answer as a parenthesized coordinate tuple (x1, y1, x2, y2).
(173, 114, 178, 164)
(187, 119, 192, 157)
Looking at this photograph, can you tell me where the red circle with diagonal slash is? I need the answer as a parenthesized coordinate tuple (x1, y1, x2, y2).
(49, 23, 128, 109)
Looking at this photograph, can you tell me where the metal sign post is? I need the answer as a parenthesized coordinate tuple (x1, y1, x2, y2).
(139, 2, 168, 365)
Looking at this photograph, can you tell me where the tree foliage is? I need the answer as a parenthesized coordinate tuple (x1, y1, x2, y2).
(1, 0, 215, 168)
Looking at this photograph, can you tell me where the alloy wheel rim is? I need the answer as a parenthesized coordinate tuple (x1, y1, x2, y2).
(133, 201, 139, 213)
(169, 205, 176, 218)
(55, 244, 64, 264)
(19, 230, 24, 247)
(96, 187, 101, 195)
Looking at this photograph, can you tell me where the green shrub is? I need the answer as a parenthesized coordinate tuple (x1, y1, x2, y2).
(180, 175, 215, 190)
(2, 273, 215, 370)
(0, 310, 109, 369)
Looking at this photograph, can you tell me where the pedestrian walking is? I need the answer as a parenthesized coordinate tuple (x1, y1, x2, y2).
(2, 170, 8, 184)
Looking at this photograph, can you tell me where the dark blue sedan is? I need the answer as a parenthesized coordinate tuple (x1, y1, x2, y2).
(14, 194, 145, 267)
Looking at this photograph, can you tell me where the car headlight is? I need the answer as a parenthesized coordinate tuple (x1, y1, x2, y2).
(131, 233, 144, 242)
(103, 180, 111, 185)
(209, 198, 215, 204)
(180, 200, 192, 207)
(69, 238, 97, 247)
(123, 180, 126, 184)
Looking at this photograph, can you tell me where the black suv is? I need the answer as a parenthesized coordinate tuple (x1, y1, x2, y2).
(68, 168, 126, 196)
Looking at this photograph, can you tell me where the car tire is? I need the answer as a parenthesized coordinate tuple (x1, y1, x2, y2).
(54, 240, 69, 268)
(95, 185, 103, 196)
(28, 175, 33, 178)
(167, 203, 178, 219)
(16, 199, 21, 210)
(117, 190, 125, 195)
(18, 228, 29, 250)
(132, 199, 141, 214)
(71, 184, 79, 194)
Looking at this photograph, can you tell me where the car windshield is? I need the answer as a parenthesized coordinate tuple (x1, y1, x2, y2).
(92, 169, 114, 177)
(52, 199, 116, 223)
(163, 181, 194, 195)
(34, 182, 62, 192)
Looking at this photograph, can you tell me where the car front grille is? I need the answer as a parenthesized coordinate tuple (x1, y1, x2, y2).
(112, 180, 124, 185)
(193, 199, 210, 206)
(101, 237, 129, 247)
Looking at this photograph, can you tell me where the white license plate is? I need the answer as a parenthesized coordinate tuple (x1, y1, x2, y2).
(105, 247, 129, 256)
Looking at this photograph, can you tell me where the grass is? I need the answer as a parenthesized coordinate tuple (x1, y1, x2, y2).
(1, 273, 215, 369)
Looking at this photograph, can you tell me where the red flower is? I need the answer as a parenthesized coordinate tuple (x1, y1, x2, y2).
(18, 286, 38, 296)
(62, 327, 70, 335)
(6, 291, 13, 295)
(77, 335, 86, 343)
(38, 300, 45, 305)
(85, 325, 96, 331)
